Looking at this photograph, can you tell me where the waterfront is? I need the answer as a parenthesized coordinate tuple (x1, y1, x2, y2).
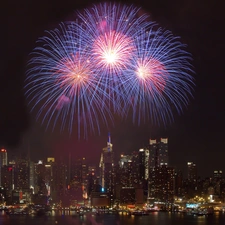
(1, 211, 225, 225)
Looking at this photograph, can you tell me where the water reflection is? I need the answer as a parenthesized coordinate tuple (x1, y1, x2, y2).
(1, 210, 225, 225)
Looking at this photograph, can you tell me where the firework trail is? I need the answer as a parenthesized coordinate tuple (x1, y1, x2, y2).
(124, 26, 194, 125)
(25, 23, 113, 137)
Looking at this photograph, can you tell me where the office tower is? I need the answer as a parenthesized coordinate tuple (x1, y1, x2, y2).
(138, 148, 150, 181)
(119, 154, 132, 168)
(118, 154, 133, 187)
(1, 165, 13, 203)
(99, 132, 114, 194)
(158, 138, 169, 166)
(51, 159, 68, 204)
(213, 170, 222, 180)
(149, 139, 157, 167)
(81, 157, 88, 200)
(45, 158, 55, 197)
(34, 160, 47, 195)
(187, 162, 197, 183)
(0, 148, 8, 186)
(87, 165, 97, 198)
(29, 161, 35, 192)
(120, 187, 135, 205)
(149, 138, 169, 168)
(174, 170, 183, 197)
(15, 157, 30, 190)
(149, 165, 175, 202)
(0, 149, 7, 167)
(131, 152, 139, 186)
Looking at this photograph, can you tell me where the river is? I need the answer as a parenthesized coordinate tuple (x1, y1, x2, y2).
(1, 210, 225, 225)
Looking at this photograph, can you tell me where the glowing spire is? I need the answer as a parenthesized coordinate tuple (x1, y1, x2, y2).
(107, 132, 111, 152)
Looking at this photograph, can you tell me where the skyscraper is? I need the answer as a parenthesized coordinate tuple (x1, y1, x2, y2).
(149, 165, 175, 202)
(158, 138, 169, 166)
(99, 132, 114, 194)
(0, 149, 7, 167)
(149, 139, 157, 167)
(0, 148, 8, 186)
(138, 148, 150, 181)
(187, 162, 197, 183)
(149, 138, 169, 167)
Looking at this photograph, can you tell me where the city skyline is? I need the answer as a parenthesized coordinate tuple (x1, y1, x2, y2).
(2, 135, 223, 180)
(2, 0, 225, 179)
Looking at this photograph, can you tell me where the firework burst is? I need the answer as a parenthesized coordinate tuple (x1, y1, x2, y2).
(25, 23, 113, 137)
(74, 3, 151, 113)
(92, 30, 134, 75)
(25, 2, 195, 136)
(124, 26, 195, 124)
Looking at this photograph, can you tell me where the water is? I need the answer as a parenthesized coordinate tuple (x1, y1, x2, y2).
(1, 211, 225, 225)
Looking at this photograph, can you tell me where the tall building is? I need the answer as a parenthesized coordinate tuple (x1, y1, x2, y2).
(0, 148, 8, 186)
(149, 165, 175, 202)
(149, 139, 157, 168)
(213, 170, 223, 180)
(138, 148, 150, 181)
(87, 165, 97, 198)
(51, 159, 68, 205)
(34, 160, 47, 195)
(149, 138, 168, 168)
(0, 149, 7, 167)
(158, 138, 169, 166)
(187, 162, 197, 183)
(15, 157, 30, 190)
(174, 170, 183, 197)
(118, 154, 133, 187)
(1, 165, 13, 203)
(45, 158, 55, 197)
(99, 133, 114, 194)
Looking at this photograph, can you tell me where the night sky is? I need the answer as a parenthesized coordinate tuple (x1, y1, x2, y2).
(2, 0, 225, 177)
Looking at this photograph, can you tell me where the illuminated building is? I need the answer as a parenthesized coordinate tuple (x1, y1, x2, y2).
(118, 154, 133, 187)
(45, 158, 55, 197)
(149, 139, 157, 167)
(138, 148, 150, 201)
(149, 165, 175, 202)
(213, 170, 222, 179)
(51, 159, 68, 205)
(149, 138, 169, 168)
(187, 162, 197, 183)
(87, 165, 97, 198)
(68, 157, 84, 206)
(1, 165, 13, 203)
(15, 157, 30, 190)
(29, 161, 35, 192)
(174, 170, 183, 197)
(99, 132, 115, 204)
(0, 148, 8, 186)
(120, 187, 135, 205)
(0, 149, 7, 167)
(139, 148, 150, 181)
(34, 160, 47, 195)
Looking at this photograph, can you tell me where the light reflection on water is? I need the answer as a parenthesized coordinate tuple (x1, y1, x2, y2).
(1, 211, 225, 225)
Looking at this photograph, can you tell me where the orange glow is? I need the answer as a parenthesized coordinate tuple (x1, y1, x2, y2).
(1, 149, 6, 152)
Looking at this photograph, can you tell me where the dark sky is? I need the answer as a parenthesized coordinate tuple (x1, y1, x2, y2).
(2, 0, 225, 178)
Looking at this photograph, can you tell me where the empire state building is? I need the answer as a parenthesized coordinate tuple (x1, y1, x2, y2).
(99, 133, 114, 193)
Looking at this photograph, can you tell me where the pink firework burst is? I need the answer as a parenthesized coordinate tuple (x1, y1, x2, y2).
(135, 58, 167, 94)
(54, 52, 91, 97)
(92, 30, 135, 75)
